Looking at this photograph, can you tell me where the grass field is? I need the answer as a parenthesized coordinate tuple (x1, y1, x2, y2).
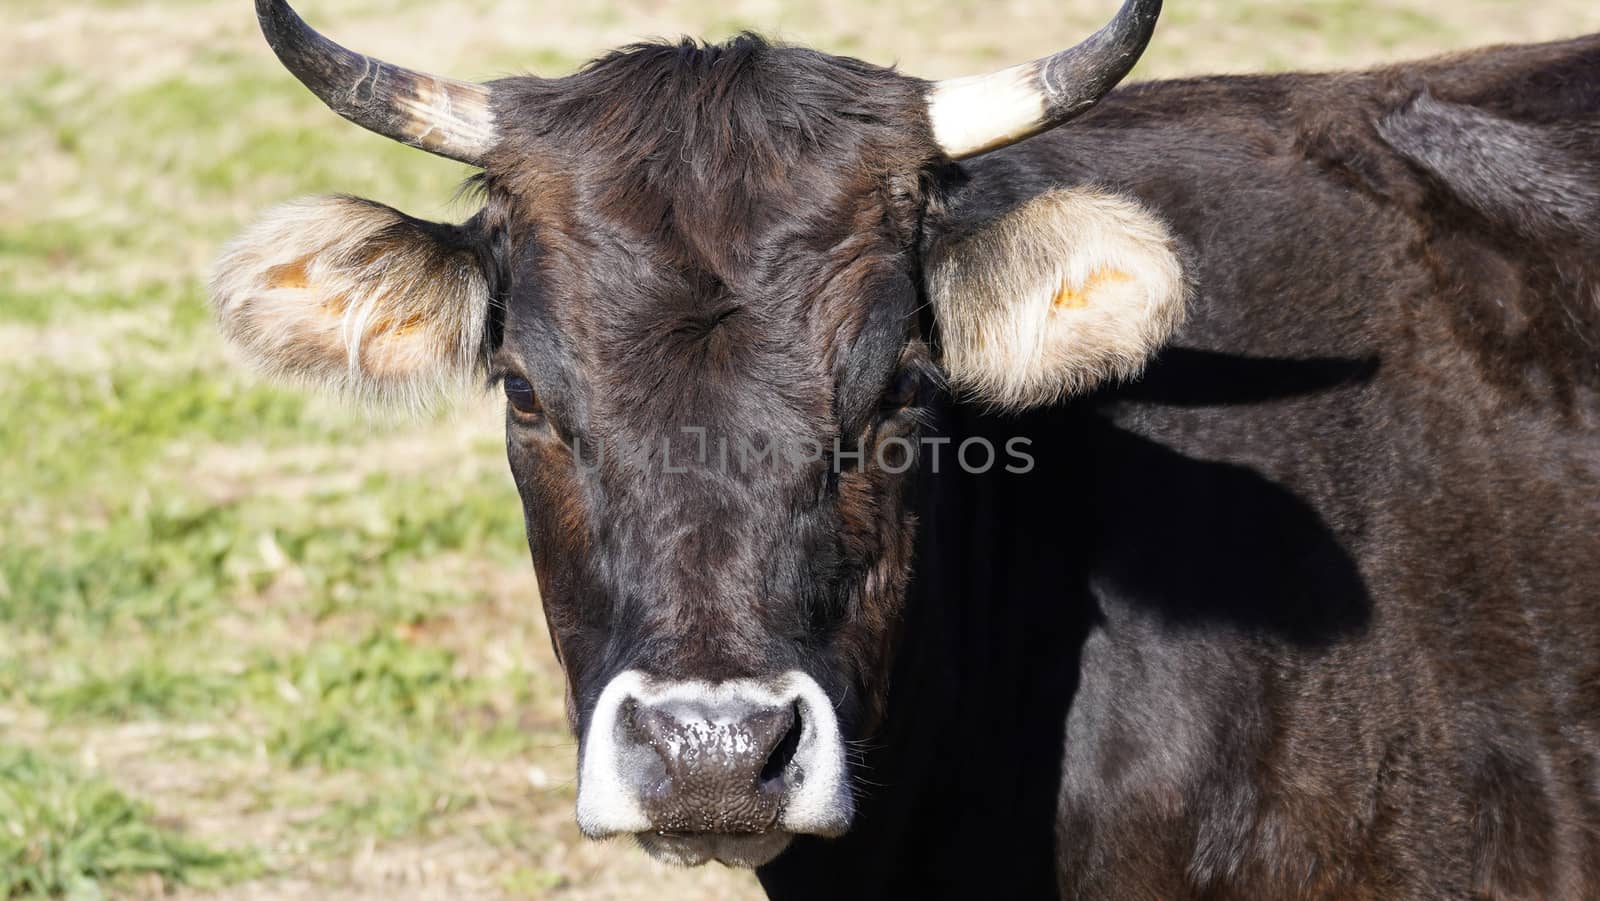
(4, 0, 1599, 897)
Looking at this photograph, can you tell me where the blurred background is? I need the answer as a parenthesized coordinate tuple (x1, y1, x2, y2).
(3, 0, 1598, 897)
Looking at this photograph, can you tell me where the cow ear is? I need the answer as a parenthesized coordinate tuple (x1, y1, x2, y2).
(927, 188, 1188, 409)
(210, 196, 493, 408)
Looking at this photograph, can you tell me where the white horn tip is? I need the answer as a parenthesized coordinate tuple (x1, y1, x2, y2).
(927, 63, 1046, 160)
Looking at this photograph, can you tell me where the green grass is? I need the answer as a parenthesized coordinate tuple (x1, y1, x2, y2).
(0, 745, 254, 898)
(27, 660, 241, 724)
(5, 0, 1599, 896)
(256, 633, 463, 769)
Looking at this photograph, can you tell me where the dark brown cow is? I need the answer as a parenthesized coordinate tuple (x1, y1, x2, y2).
(212, 0, 1600, 896)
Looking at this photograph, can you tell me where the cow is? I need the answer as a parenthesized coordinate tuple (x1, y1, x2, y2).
(210, 0, 1600, 896)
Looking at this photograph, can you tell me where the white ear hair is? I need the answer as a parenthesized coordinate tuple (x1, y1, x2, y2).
(928, 188, 1188, 409)
(210, 195, 491, 409)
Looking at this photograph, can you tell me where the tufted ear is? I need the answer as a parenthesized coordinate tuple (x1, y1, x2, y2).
(210, 195, 493, 407)
(927, 188, 1188, 409)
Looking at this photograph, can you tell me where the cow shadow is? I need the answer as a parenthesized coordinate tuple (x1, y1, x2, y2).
(1087, 345, 1378, 645)
(1083, 419, 1373, 648)
(1121, 346, 1381, 409)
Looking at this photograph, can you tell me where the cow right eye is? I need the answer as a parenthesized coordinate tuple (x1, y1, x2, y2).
(881, 367, 923, 413)
(503, 376, 542, 420)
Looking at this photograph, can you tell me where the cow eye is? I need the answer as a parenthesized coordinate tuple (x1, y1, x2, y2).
(503, 375, 542, 420)
(882, 367, 922, 412)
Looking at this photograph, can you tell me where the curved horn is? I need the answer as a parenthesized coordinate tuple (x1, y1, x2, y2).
(255, 0, 497, 165)
(926, 0, 1162, 160)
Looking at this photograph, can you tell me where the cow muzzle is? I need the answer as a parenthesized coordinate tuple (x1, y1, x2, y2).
(575, 670, 852, 867)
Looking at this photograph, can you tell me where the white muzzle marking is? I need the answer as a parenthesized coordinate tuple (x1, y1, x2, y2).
(575, 669, 853, 861)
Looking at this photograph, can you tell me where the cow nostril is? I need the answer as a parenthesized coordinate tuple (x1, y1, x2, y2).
(759, 703, 803, 791)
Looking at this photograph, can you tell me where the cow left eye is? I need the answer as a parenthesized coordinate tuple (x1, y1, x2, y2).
(503, 375, 543, 421)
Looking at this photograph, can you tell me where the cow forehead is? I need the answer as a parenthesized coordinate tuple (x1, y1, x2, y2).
(485, 37, 931, 437)
(485, 34, 934, 273)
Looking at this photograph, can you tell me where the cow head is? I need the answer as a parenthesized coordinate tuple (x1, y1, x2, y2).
(212, 0, 1184, 867)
